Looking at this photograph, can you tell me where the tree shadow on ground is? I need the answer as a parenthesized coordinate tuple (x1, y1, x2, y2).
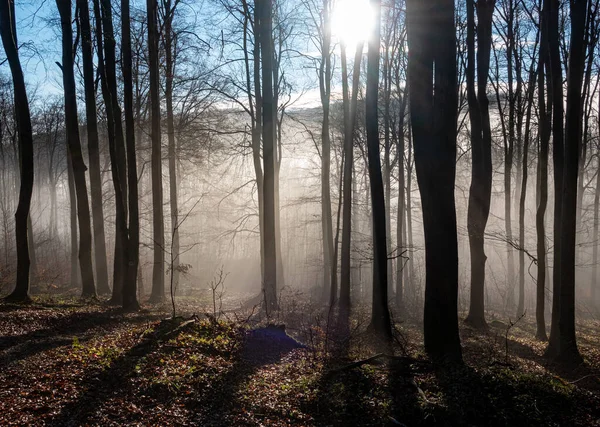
(0, 308, 162, 365)
(433, 364, 583, 426)
(185, 324, 308, 425)
(47, 317, 189, 426)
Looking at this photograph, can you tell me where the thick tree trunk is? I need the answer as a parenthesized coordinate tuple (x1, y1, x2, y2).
(57, 0, 96, 298)
(122, 0, 139, 311)
(0, 0, 34, 302)
(77, 0, 110, 296)
(259, 0, 277, 311)
(366, 0, 392, 342)
(147, 0, 165, 303)
(545, 0, 566, 358)
(536, 19, 550, 340)
(465, 0, 494, 330)
(407, 0, 462, 362)
(555, 0, 586, 365)
(95, 0, 128, 304)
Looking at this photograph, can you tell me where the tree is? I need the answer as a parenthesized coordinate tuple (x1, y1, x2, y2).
(122, 0, 140, 311)
(339, 40, 364, 315)
(554, 0, 587, 364)
(259, 0, 277, 311)
(0, 0, 34, 302)
(536, 1, 550, 340)
(76, 0, 110, 295)
(545, 0, 565, 358)
(95, 0, 129, 304)
(366, 0, 392, 342)
(148, 0, 166, 303)
(406, 0, 462, 362)
(57, 0, 96, 298)
(316, 0, 334, 305)
(464, 0, 494, 329)
(161, 0, 181, 296)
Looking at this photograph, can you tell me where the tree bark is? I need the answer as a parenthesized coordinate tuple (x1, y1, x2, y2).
(0, 0, 34, 302)
(407, 0, 462, 362)
(465, 0, 494, 330)
(366, 0, 392, 342)
(555, 0, 587, 365)
(77, 0, 110, 296)
(340, 41, 364, 314)
(163, 0, 180, 298)
(259, 0, 277, 311)
(57, 0, 96, 298)
(122, 0, 139, 311)
(147, 0, 165, 303)
(545, 0, 566, 358)
(319, 0, 334, 305)
(536, 11, 550, 340)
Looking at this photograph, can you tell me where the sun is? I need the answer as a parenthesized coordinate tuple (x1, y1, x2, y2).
(331, 0, 375, 51)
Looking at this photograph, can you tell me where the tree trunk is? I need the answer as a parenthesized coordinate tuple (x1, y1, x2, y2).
(366, 0, 392, 342)
(536, 14, 550, 340)
(66, 148, 79, 289)
(0, 0, 34, 302)
(545, 0, 566, 358)
(57, 0, 96, 298)
(591, 92, 600, 309)
(555, 0, 587, 365)
(147, 0, 165, 303)
(407, 0, 462, 362)
(259, 0, 277, 311)
(518, 35, 541, 319)
(319, 0, 334, 305)
(95, 0, 128, 304)
(77, 0, 110, 296)
(122, 0, 139, 311)
(395, 85, 408, 311)
(164, 0, 180, 298)
(340, 41, 364, 313)
(465, 0, 494, 330)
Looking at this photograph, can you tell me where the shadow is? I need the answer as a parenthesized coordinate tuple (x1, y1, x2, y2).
(0, 308, 162, 365)
(47, 317, 188, 426)
(434, 364, 581, 426)
(184, 324, 306, 425)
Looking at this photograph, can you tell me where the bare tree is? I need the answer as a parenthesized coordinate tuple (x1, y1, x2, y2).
(0, 0, 34, 302)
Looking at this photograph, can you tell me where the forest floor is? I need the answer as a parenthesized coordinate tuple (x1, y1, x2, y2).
(1, 294, 600, 426)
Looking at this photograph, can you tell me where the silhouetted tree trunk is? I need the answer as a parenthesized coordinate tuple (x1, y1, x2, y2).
(77, 0, 110, 295)
(95, 0, 128, 304)
(57, 0, 96, 298)
(163, 0, 180, 296)
(555, 0, 587, 365)
(148, 0, 165, 303)
(122, 0, 139, 311)
(366, 0, 392, 342)
(465, 0, 494, 330)
(259, 0, 277, 311)
(407, 0, 462, 362)
(536, 10, 550, 340)
(395, 84, 408, 311)
(0, 0, 34, 302)
(339, 41, 363, 313)
(66, 150, 79, 289)
(318, 0, 333, 304)
(545, 0, 566, 358)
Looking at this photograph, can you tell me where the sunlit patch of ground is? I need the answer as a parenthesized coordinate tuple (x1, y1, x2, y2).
(1, 296, 600, 426)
